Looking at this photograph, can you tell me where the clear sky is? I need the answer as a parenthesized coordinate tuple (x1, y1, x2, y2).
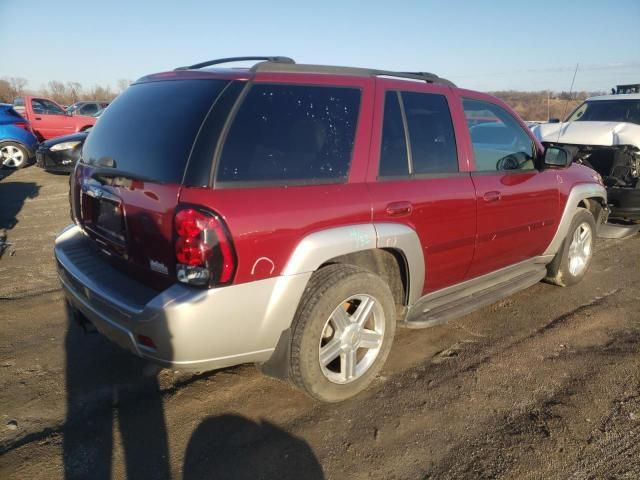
(1, 0, 639, 92)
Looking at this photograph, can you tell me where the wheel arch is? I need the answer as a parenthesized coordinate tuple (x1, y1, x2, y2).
(543, 183, 607, 257)
(259, 223, 424, 379)
(281, 223, 424, 306)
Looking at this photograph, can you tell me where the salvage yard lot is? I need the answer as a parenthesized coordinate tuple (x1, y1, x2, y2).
(1, 166, 640, 479)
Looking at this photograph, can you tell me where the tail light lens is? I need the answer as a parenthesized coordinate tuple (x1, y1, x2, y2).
(14, 121, 33, 133)
(174, 207, 236, 287)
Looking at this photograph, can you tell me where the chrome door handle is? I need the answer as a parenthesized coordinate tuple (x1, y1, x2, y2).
(483, 191, 502, 202)
(385, 201, 413, 217)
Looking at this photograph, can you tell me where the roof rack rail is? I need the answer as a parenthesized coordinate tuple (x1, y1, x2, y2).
(175, 56, 295, 71)
(251, 62, 455, 87)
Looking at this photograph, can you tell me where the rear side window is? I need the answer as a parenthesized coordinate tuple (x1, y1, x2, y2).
(402, 92, 458, 174)
(378, 90, 458, 178)
(79, 103, 99, 115)
(82, 79, 229, 184)
(216, 84, 361, 186)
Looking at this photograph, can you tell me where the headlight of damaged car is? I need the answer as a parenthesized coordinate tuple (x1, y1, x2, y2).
(50, 141, 81, 152)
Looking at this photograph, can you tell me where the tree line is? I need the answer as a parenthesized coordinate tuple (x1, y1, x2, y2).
(490, 90, 606, 121)
(0, 77, 130, 106)
(1, 76, 606, 121)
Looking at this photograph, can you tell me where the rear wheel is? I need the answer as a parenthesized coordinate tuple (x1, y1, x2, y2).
(0, 142, 29, 169)
(546, 208, 596, 286)
(289, 264, 396, 402)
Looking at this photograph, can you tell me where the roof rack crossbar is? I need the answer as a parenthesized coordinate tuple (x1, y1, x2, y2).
(175, 56, 295, 71)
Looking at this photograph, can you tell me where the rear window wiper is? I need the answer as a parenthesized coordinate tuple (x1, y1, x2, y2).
(90, 167, 163, 186)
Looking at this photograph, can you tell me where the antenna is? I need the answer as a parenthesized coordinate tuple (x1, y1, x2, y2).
(555, 63, 579, 143)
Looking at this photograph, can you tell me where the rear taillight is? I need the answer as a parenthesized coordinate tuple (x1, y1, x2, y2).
(14, 121, 33, 133)
(174, 207, 236, 287)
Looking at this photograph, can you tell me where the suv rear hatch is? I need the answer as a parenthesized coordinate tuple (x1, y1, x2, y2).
(71, 77, 236, 290)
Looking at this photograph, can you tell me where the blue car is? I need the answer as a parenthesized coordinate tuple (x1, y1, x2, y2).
(0, 103, 38, 169)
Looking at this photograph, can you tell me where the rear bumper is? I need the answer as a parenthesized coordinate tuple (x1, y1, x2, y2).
(55, 225, 310, 371)
(607, 187, 640, 221)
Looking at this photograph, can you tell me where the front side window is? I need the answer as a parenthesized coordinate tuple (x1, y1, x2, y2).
(402, 92, 458, 174)
(216, 84, 361, 185)
(31, 98, 65, 115)
(463, 99, 535, 172)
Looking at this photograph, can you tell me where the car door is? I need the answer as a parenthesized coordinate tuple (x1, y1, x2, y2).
(30, 98, 73, 139)
(368, 81, 477, 294)
(458, 92, 560, 278)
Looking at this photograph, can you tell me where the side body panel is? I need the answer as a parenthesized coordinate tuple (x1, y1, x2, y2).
(179, 74, 377, 285)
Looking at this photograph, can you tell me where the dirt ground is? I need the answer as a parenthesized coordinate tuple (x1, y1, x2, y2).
(1, 165, 639, 480)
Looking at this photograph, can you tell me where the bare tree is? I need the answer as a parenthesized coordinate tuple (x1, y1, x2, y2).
(8, 77, 27, 97)
(0, 79, 13, 103)
(117, 78, 132, 92)
(0, 77, 28, 102)
(46, 80, 69, 104)
(67, 82, 83, 103)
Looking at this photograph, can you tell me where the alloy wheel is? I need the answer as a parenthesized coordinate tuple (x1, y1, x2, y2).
(567, 222, 593, 276)
(1, 145, 25, 168)
(318, 294, 385, 384)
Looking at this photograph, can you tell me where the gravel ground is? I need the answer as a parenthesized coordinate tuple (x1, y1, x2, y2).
(1, 166, 639, 479)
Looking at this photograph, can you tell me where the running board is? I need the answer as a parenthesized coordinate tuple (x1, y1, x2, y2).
(403, 264, 547, 329)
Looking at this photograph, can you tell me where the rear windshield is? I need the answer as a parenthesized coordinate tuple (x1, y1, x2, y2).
(2, 106, 24, 119)
(82, 79, 229, 183)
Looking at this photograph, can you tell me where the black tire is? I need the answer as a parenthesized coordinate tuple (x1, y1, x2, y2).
(0, 141, 29, 169)
(289, 264, 396, 402)
(546, 208, 596, 287)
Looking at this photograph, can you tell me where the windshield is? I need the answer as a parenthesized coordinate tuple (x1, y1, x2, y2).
(566, 99, 640, 124)
(82, 79, 229, 183)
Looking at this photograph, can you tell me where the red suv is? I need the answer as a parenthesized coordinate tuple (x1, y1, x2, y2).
(55, 57, 607, 402)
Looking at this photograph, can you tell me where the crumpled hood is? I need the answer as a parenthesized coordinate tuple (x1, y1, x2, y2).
(531, 121, 640, 148)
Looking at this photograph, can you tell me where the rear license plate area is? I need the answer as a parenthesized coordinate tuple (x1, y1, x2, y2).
(93, 197, 125, 242)
(80, 190, 127, 254)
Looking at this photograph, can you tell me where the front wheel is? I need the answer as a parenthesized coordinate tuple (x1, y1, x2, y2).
(289, 264, 396, 402)
(546, 208, 596, 286)
(0, 142, 29, 169)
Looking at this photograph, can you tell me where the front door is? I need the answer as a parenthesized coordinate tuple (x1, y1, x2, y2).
(459, 95, 560, 278)
(30, 98, 72, 139)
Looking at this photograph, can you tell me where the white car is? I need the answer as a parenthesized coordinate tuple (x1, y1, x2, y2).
(531, 94, 640, 221)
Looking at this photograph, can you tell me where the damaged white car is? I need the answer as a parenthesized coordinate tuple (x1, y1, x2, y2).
(532, 93, 640, 221)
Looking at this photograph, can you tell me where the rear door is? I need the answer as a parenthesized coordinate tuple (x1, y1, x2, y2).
(29, 98, 72, 139)
(458, 92, 560, 278)
(368, 80, 477, 294)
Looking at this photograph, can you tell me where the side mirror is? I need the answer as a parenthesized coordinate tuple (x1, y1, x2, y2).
(543, 146, 572, 168)
(548, 117, 560, 123)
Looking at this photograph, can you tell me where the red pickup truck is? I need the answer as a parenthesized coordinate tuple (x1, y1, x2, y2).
(13, 96, 97, 140)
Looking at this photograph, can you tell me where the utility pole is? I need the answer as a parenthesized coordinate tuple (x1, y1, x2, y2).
(547, 90, 550, 121)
